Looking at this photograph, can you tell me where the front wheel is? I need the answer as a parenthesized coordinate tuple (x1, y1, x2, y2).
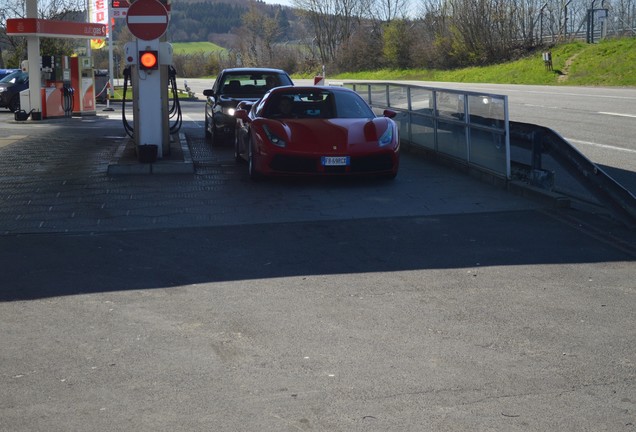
(204, 114, 211, 140)
(8, 95, 20, 112)
(247, 140, 261, 181)
(234, 132, 243, 163)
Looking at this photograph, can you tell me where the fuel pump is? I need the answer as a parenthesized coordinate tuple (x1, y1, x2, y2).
(121, 63, 183, 144)
(121, 39, 180, 162)
(40, 55, 73, 119)
(70, 56, 96, 116)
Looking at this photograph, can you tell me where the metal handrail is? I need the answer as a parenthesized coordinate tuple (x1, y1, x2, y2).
(345, 82, 511, 179)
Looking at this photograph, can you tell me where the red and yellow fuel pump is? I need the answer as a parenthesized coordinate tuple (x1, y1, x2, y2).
(40, 55, 72, 119)
(70, 56, 96, 116)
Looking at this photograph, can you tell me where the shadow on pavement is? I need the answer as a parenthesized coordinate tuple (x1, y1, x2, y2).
(2, 210, 635, 301)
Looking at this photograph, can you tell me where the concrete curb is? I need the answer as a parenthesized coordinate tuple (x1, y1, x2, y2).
(107, 132, 194, 175)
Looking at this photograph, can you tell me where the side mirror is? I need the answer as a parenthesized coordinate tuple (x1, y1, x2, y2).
(383, 109, 397, 119)
(236, 101, 254, 111)
(203, 89, 214, 97)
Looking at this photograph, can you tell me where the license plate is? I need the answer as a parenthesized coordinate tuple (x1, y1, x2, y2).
(321, 156, 350, 166)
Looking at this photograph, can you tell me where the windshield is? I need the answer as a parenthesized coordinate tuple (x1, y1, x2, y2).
(0, 71, 27, 84)
(220, 72, 292, 96)
(265, 89, 375, 119)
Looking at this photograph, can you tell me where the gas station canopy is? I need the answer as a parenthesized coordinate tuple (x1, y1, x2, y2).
(6, 18, 107, 39)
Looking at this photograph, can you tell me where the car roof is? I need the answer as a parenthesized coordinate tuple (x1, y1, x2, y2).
(221, 67, 289, 74)
(268, 86, 355, 94)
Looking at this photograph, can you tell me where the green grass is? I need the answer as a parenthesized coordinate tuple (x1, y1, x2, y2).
(171, 41, 226, 55)
(333, 38, 636, 87)
(154, 38, 636, 86)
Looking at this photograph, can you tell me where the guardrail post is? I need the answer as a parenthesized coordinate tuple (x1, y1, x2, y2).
(530, 130, 555, 190)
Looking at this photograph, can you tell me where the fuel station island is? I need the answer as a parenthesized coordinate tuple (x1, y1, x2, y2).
(7, 0, 179, 163)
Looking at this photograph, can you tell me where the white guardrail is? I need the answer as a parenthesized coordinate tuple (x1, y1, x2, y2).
(344, 82, 511, 180)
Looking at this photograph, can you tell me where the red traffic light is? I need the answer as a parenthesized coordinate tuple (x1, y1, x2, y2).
(139, 50, 158, 70)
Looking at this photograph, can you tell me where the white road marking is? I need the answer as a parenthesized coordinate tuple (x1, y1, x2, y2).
(566, 138, 636, 153)
(598, 112, 636, 118)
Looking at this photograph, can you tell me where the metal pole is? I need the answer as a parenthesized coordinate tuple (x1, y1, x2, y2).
(590, 0, 598, 43)
(105, 1, 115, 111)
(26, 0, 41, 116)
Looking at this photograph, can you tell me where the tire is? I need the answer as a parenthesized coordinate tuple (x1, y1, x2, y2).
(384, 171, 398, 180)
(247, 140, 261, 181)
(8, 95, 20, 113)
(234, 132, 243, 163)
(209, 116, 221, 147)
(204, 114, 211, 140)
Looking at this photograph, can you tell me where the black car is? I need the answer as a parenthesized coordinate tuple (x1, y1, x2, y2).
(0, 69, 19, 80)
(0, 70, 29, 112)
(203, 68, 293, 146)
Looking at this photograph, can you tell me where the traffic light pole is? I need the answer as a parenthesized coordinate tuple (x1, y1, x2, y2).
(124, 38, 172, 160)
(124, 0, 171, 161)
(132, 38, 164, 158)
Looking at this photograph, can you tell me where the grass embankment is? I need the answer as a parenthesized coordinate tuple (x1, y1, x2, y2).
(114, 37, 635, 90)
(171, 41, 225, 55)
(333, 38, 636, 86)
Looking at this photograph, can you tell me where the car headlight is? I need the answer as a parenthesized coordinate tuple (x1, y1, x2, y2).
(378, 124, 393, 147)
(0, 88, 6, 93)
(222, 107, 236, 116)
(263, 124, 286, 148)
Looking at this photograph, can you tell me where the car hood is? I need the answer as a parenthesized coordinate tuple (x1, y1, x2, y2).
(265, 118, 394, 152)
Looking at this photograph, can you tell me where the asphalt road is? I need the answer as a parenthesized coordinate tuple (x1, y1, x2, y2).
(1, 99, 635, 432)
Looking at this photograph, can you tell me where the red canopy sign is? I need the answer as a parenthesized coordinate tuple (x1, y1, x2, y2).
(126, 0, 169, 41)
(6, 18, 107, 39)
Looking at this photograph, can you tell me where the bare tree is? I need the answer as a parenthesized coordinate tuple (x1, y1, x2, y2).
(1, 0, 87, 67)
(293, 0, 370, 65)
(374, 0, 413, 21)
(237, 3, 282, 67)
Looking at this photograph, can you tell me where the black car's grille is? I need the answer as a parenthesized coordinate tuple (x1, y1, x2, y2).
(269, 153, 394, 174)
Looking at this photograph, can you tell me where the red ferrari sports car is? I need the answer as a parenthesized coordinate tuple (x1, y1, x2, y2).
(233, 86, 400, 180)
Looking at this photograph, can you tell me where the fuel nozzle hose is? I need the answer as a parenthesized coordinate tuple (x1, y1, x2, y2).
(62, 86, 74, 117)
(121, 66, 134, 138)
(168, 66, 182, 134)
(120, 65, 182, 138)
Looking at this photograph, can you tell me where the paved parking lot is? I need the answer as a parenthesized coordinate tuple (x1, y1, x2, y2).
(1, 112, 635, 431)
(0, 113, 547, 235)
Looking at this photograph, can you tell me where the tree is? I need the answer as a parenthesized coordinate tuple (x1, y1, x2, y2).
(383, 19, 413, 68)
(374, 0, 412, 21)
(292, 0, 371, 66)
(1, 0, 88, 67)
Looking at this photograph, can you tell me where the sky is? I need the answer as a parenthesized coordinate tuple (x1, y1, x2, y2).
(261, 0, 294, 7)
(259, 0, 418, 17)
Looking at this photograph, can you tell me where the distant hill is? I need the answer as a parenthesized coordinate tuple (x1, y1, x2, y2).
(166, 0, 297, 47)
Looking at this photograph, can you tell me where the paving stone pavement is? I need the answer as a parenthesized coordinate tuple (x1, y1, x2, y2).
(0, 113, 554, 236)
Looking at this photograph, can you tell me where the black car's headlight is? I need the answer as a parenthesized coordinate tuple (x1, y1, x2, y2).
(222, 106, 236, 116)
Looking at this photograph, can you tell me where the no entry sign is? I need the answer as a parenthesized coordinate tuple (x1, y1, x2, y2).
(126, 0, 169, 41)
